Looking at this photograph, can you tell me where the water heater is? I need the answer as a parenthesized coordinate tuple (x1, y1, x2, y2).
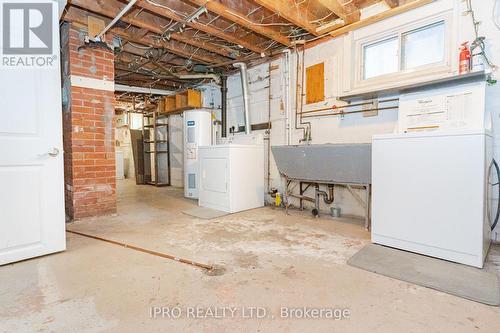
(183, 109, 212, 198)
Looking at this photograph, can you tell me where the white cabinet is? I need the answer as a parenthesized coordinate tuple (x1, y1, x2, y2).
(199, 144, 264, 213)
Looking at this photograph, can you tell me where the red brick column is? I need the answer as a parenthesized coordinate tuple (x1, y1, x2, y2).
(61, 24, 116, 220)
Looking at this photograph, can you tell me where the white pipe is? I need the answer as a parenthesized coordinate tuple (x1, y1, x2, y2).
(114, 84, 174, 96)
(96, 0, 138, 40)
(282, 49, 292, 145)
(233, 62, 251, 134)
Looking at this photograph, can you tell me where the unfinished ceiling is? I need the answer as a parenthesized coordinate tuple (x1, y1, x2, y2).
(62, 0, 406, 91)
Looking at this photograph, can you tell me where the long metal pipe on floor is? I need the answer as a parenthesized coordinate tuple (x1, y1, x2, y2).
(66, 230, 216, 272)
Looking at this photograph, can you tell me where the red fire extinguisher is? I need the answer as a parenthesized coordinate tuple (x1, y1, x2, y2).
(459, 42, 471, 74)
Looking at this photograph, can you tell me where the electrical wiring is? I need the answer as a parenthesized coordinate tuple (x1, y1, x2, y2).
(204, 15, 220, 26)
(225, 9, 293, 26)
(309, 12, 335, 24)
(262, 41, 277, 51)
(161, 18, 174, 29)
(465, 0, 497, 79)
(494, 0, 500, 30)
(145, 0, 188, 18)
(128, 42, 154, 50)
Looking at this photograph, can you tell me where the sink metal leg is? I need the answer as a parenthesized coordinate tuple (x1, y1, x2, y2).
(365, 184, 371, 230)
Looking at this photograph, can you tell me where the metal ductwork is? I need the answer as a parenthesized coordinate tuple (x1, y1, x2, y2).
(233, 62, 251, 134)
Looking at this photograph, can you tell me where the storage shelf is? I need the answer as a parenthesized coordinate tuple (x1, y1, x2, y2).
(144, 140, 168, 143)
(160, 89, 202, 115)
(143, 124, 168, 128)
(146, 181, 169, 187)
(159, 105, 201, 115)
(338, 71, 487, 101)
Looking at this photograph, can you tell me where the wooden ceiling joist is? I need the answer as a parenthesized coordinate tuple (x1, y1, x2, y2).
(316, 0, 349, 21)
(135, 0, 267, 54)
(64, 7, 224, 65)
(330, 0, 433, 38)
(383, 0, 400, 8)
(252, 0, 321, 36)
(68, 0, 235, 59)
(182, 0, 292, 47)
(314, 0, 361, 34)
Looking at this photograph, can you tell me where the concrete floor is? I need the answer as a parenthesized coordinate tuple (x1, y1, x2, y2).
(1, 180, 500, 332)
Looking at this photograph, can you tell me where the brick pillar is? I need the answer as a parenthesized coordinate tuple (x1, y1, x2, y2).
(61, 23, 116, 220)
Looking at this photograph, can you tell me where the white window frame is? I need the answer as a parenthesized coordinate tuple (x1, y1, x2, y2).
(342, 7, 456, 95)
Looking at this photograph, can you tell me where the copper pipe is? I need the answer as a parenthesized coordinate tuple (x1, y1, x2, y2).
(66, 230, 214, 271)
(301, 106, 399, 119)
(299, 98, 399, 115)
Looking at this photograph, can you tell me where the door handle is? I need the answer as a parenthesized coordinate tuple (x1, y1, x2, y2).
(48, 147, 60, 157)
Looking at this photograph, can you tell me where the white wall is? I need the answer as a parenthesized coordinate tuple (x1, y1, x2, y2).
(225, 0, 500, 240)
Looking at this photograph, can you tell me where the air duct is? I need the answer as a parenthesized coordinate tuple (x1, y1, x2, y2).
(233, 62, 251, 134)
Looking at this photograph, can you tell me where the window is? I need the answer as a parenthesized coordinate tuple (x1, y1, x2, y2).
(402, 22, 445, 70)
(363, 37, 399, 79)
(361, 21, 446, 81)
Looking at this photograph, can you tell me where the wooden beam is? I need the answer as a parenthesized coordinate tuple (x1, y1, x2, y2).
(314, 0, 361, 34)
(252, 0, 320, 36)
(183, 0, 292, 46)
(316, 0, 348, 20)
(330, 0, 434, 38)
(68, 0, 235, 59)
(135, 0, 266, 54)
(317, 0, 360, 23)
(383, 0, 399, 8)
(64, 7, 223, 64)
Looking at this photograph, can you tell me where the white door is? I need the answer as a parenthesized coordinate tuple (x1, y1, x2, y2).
(0, 1, 65, 265)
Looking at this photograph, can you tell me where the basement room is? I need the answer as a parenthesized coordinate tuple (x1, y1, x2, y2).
(1, 0, 500, 331)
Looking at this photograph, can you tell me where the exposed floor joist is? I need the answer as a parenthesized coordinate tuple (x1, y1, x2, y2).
(383, 0, 400, 8)
(68, 0, 236, 60)
(329, 0, 434, 38)
(135, 0, 267, 54)
(64, 7, 226, 65)
(252, 0, 322, 36)
(183, 0, 292, 47)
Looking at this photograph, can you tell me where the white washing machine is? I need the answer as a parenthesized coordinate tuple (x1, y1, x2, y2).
(372, 129, 494, 268)
(371, 78, 497, 268)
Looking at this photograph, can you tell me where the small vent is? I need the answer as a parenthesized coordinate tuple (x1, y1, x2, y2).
(188, 174, 196, 189)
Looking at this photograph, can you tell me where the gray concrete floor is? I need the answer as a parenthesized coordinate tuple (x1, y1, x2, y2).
(1, 179, 500, 332)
